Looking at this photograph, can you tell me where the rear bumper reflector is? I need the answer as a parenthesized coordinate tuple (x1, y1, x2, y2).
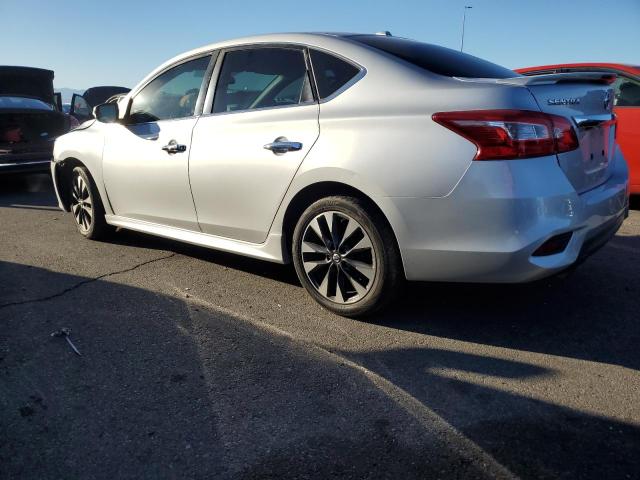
(533, 231, 573, 257)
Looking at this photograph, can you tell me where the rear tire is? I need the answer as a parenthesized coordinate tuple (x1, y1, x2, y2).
(69, 166, 111, 240)
(292, 196, 403, 317)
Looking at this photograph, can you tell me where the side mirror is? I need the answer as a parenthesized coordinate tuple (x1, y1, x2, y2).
(94, 103, 119, 123)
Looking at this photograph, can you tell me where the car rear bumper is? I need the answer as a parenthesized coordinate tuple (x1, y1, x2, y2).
(386, 146, 629, 282)
(0, 159, 51, 175)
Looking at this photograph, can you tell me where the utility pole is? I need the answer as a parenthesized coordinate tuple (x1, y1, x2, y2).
(461, 5, 472, 52)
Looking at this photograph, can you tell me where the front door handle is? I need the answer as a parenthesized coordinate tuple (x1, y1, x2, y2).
(162, 139, 187, 154)
(263, 136, 303, 155)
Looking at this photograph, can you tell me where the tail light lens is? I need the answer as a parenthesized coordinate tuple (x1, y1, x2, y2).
(432, 110, 579, 160)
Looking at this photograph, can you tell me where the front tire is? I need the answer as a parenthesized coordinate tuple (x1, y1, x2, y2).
(292, 196, 403, 317)
(69, 166, 111, 240)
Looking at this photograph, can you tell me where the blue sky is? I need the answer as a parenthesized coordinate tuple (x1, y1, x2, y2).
(1, 0, 638, 89)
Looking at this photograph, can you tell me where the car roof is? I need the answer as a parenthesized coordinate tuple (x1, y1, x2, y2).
(169, 32, 357, 61)
(516, 62, 640, 77)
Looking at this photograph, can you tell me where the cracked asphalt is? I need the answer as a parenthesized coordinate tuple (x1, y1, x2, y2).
(1, 174, 639, 479)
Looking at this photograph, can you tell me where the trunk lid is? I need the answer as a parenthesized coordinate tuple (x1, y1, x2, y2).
(499, 72, 617, 193)
(0, 66, 55, 104)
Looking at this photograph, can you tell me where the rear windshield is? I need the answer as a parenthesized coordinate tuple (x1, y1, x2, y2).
(350, 35, 518, 79)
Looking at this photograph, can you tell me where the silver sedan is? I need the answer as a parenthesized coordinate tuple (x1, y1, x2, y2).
(51, 33, 629, 316)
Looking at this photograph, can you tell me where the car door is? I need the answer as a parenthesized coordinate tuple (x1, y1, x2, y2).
(54, 92, 62, 111)
(189, 46, 320, 243)
(611, 73, 640, 190)
(70, 93, 92, 122)
(102, 54, 212, 230)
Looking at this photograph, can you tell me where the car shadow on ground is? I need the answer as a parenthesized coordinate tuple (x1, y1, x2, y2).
(2, 261, 488, 479)
(338, 345, 640, 480)
(102, 204, 640, 371)
(1, 261, 639, 479)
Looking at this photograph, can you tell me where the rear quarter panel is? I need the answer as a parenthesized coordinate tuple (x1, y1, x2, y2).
(271, 47, 541, 250)
(286, 46, 541, 198)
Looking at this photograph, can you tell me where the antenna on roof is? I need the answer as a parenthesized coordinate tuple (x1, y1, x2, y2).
(375, 31, 392, 36)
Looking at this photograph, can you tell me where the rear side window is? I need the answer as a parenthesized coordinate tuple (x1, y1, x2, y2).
(212, 48, 312, 114)
(350, 35, 517, 79)
(309, 49, 360, 99)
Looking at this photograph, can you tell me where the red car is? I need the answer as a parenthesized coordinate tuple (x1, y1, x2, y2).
(516, 63, 640, 195)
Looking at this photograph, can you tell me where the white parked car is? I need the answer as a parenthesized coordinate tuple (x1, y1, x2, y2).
(52, 33, 629, 316)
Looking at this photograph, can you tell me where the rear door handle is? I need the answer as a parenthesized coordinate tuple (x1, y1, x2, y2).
(263, 136, 303, 155)
(162, 139, 187, 154)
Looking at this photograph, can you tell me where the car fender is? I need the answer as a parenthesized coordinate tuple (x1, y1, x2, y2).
(52, 125, 112, 214)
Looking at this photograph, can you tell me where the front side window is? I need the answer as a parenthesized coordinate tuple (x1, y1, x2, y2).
(309, 49, 360, 100)
(613, 75, 640, 107)
(212, 48, 312, 114)
(129, 56, 210, 123)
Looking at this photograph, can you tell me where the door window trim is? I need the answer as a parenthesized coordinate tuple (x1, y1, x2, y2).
(124, 52, 218, 125)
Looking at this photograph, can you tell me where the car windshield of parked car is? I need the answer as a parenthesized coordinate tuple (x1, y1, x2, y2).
(613, 76, 640, 106)
(129, 56, 210, 123)
(212, 48, 312, 113)
(350, 35, 518, 79)
(0, 96, 54, 110)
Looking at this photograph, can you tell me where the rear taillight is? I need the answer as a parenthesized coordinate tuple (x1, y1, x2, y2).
(432, 109, 579, 160)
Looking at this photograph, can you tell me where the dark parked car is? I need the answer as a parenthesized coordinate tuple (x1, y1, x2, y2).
(0, 66, 71, 174)
(70, 86, 130, 122)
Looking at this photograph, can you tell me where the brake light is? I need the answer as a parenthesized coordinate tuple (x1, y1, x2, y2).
(432, 110, 579, 160)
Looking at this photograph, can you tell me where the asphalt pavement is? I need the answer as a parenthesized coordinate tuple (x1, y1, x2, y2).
(1, 174, 639, 479)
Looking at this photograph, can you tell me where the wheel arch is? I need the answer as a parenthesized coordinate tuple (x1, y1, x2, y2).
(280, 181, 405, 278)
(53, 158, 109, 213)
(53, 158, 87, 211)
